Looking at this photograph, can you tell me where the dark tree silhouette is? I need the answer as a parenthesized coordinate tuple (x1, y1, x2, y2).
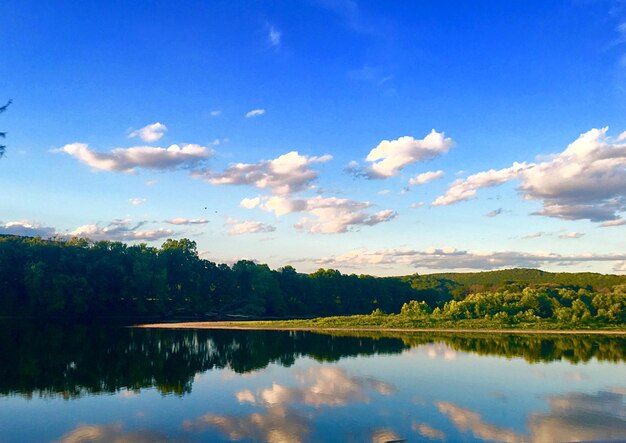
(0, 99, 12, 157)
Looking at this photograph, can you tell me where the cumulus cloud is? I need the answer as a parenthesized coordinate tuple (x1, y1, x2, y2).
(0, 221, 57, 238)
(316, 247, 626, 271)
(128, 122, 167, 143)
(409, 170, 444, 186)
(410, 202, 425, 209)
(128, 198, 146, 206)
(353, 130, 453, 179)
(434, 128, 626, 223)
(433, 162, 529, 206)
(59, 143, 212, 173)
(245, 109, 266, 118)
(69, 219, 173, 241)
(164, 218, 209, 225)
(240, 197, 261, 209)
(192, 151, 331, 195)
(226, 218, 276, 235)
(260, 195, 397, 233)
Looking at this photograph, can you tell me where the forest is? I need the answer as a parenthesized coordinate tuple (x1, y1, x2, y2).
(0, 234, 625, 326)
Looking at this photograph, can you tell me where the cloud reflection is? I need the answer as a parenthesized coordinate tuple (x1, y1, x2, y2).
(240, 366, 396, 408)
(55, 423, 167, 443)
(528, 391, 626, 443)
(371, 428, 403, 442)
(412, 421, 446, 441)
(438, 389, 626, 443)
(436, 401, 526, 443)
(182, 405, 310, 443)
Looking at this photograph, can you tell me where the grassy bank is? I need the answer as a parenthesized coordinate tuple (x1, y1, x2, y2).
(138, 313, 626, 334)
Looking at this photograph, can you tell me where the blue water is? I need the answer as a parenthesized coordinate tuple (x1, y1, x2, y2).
(0, 324, 624, 442)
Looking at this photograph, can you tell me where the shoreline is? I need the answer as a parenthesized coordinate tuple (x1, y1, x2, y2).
(134, 321, 626, 335)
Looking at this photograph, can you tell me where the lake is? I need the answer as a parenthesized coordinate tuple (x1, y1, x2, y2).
(0, 323, 625, 442)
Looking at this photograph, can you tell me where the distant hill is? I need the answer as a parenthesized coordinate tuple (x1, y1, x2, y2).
(429, 268, 626, 290)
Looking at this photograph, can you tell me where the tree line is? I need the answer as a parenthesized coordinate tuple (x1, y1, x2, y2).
(0, 234, 625, 322)
(0, 235, 420, 318)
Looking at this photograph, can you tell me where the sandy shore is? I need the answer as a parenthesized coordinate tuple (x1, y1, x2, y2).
(134, 321, 626, 335)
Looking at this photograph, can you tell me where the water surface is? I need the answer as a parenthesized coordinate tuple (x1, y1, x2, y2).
(0, 322, 625, 442)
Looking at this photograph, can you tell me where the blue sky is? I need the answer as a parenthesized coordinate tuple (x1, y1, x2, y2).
(1, 0, 626, 275)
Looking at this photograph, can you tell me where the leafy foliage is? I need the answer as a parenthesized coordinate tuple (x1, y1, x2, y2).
(0, 235, 624, 326)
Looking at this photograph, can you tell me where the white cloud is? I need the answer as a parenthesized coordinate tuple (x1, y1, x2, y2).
(377, 189, 391, 195)
(615, 261, 626, 272)
(193, 151, 331, 195)
(600, 219, 626, 227)
(0, 221, 56, 238)
(226, 218, 276, 235)
(316, 247, 626, 271)
(69, 219, 173, 241)
(240, 197, 261, 209)
(129, 122, 167, 143)
(433, 162, 529, 206)
(210, 110, 221, 117)
(268, 25, 281, 48)
(245, 109, 266, 118)
(145, 180, 158, 186)
(263, 195, 309, 216)
(410, 202, 425, 209)
(129, 198, 146, 206)
(433, 128, 626, 223)
(260, 195, 397, 234)
(409, 170, 444, 186)
(164, 218, 209, 225)
(356, 130, 453, 179)
(59, 143, 213, 173)
(558, 232, 584, 240)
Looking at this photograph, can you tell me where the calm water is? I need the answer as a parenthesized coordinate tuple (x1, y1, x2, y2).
(0, 323, 625, 442)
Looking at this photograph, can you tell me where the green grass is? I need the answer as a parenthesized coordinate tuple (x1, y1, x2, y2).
(215, 313, 626, 332)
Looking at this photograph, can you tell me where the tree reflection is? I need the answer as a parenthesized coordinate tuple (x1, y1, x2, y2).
(1, 322, 624, 399)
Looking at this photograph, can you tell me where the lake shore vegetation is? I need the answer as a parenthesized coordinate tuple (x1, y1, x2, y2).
(1, 235, 625, 331)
